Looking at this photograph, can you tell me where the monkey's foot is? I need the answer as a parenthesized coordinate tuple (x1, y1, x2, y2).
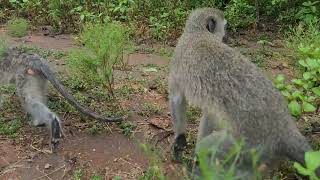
(172, 134, 187, 163)
(50, 118, 64, 153)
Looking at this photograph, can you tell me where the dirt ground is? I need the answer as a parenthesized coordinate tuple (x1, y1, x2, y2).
(0, 26, 319, 180)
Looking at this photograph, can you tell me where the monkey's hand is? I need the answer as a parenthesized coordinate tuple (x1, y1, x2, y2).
(172, 134, 187, 163)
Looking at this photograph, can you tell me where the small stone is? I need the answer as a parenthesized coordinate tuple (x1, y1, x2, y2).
(44, 163, 51, 169)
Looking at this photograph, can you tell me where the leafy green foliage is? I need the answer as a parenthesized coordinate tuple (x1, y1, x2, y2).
(117, 121, 137, 136)
(138, 143, 166, 180)
(90, 174, 103, 180)
(67, 22, 132, 96)
(7, 17, 29, 37)
(275, 44, 320, 117)
(138, 102, 163, 117)
(195, 132, 262, 180)
(294, 151, 320, 180)
(73, 169, 83, 180)
(225, 0, 256, 31)
(0, 118, 23, 138)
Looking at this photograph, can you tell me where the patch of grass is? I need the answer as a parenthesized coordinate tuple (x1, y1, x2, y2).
(0, 37, 8, 58)
(138, 102, 163, 117)
(73, 169, 83, 180)
(149, 76, 168, 96)
(0, 118, 23, 138)
(7, 18, 29, 37)
(287, 23, 320, 53)
(158, 47, 173, 58)
(90, 173, 103, 180)
(250, 52, 267, 68)
(186, 105, 202, 123)
(16, 45, 66, 59)
(86, 124, 103, 135)
(138, 143, 166, 180)
(118, 121, 137, 136)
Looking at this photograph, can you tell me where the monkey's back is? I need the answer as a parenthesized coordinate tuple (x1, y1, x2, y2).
(169, 32, 297, 156)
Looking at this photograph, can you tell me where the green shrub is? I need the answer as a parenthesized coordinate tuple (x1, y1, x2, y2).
(275, 23, 320, 117)
(7, 18, 29, 37)
(194, 132, 262, 180)
(294, 151, 320, 180)
(67, 22, 133, 96)
(225, 0, 256, 31)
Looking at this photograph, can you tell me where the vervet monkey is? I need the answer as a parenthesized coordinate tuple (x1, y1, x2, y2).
(0, 47, 125, 151)
(168, 8, 320, 178)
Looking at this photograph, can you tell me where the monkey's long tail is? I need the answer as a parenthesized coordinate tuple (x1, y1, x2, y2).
(33, 61, 125, 122)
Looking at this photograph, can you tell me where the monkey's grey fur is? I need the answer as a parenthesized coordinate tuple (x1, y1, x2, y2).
(0, 47, 125, 151)
(169, 8, 319, 178)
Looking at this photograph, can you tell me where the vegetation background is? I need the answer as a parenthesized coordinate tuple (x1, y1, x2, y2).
(0, 0, 320, 179)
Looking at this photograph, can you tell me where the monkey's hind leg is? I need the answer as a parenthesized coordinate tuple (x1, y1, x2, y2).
(16, 73, 64, 152)
(169, 92, 187, 162)
(27, 100, 64, 152)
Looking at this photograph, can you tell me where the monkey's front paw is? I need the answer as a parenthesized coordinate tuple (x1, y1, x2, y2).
(172, 134, 187, 163)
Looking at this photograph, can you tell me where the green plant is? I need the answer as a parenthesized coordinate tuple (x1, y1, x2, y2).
(296, 1, 319, 25)
(138, 102, 163, 117)
(90, 174, 103, 180)
(7, 17, 29, 37)
(67, 22, 132, 96)
(225, 0, 256, 31)
(138, 143, 166, 180)
(195, 132, 262, 180)
(118, 121, 137, 136)
(294, 151, 320, 180)
(275, 44, 320, 117)
(0, 118, 23, 138)
(73, 169, 83, 180)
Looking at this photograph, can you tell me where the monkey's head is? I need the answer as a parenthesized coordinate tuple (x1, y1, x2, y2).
(184, 8, 228, 43)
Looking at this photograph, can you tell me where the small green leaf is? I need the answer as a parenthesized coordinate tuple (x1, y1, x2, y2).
(298, 60, 308, 67)
(275, 74, 285, 83)
(292, 79, 303, 86)
(294, 162, 310, 176)
(292, 91, 304, 100)
(143, 67, 158, 72)
(312, 87, 320, 96)
(302, 101, 316, 113)
(288, 100, 302, 116)
(303, 72, 312, 80)
(281, 90, 291, 97)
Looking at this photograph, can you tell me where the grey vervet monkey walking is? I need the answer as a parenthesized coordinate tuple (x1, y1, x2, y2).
(0, 47, 125, 151)
(168, 8, 320, 177)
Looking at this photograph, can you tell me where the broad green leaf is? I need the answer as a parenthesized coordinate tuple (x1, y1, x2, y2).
(302, 101, 316, 112)
(303, 72, 312, 80)
(275, 74, 285, 83)
(305, 151, 320, 171)
(312, 87, 320, 96)
(306, 58, 318, 69)
(288, 100, 302, 116)
(294, 162, 310, 176)
(292, 79, 303, 86)
(281, 90, 290, 97)
(299, 60, 308, 67)
(292, 91, 304, 100)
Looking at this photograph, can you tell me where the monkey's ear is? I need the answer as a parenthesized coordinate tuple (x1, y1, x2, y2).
(206, 18, 216, 33)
